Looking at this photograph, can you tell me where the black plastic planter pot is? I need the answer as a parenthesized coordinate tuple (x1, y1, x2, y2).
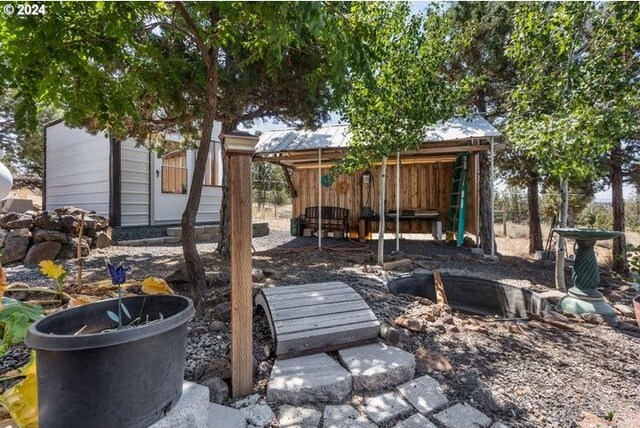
(25, 295, 194, 428)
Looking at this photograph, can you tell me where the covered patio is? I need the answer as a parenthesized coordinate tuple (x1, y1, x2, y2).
(254, 115, 502, 255)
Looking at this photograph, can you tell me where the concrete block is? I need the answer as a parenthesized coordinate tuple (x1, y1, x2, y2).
(397, 375, 448, 415)
(149, 382, 210, 428)
(393, 413, 437, 428)
(322, 405, 377, 428)
(164, 236, 181, 244)
(197, 233, 214, 241)
(2, 198, 34, 214)
(267, 354, 352, 405)
(362, 392, 413, 425)
(278, 405, 322, 428)
(166, 227, 182, 237)
(338, 343, 415, 393)
(433, 403, 492, 428)
(208, 403, 246, 428)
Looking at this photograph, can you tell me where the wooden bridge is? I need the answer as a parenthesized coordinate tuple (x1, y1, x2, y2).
(255, 281, 381, 359)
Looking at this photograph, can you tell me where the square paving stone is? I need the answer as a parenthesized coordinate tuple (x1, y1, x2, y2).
(393, 413, 438, 428)
(434, 403, 492, 428)
(362, 392, 413, 424)
(322, 405, 378, 428)
(397, 375, 448, 415)
(267, 353, 352, 405)
(338, 343, 416, 393)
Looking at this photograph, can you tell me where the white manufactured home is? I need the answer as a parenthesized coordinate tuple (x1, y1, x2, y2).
(44, 120, 224, 227)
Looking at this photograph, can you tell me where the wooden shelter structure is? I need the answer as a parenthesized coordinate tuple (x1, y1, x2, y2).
(254, 115, 501, 252)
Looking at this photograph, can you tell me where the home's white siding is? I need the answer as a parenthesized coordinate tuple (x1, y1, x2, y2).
(196, 185, 222, 223)
(45, 123, 110, 216)
(120, 139, 150, 226)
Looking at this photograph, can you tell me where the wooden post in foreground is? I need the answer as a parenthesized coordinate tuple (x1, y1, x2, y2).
(224, 131, 259, 397)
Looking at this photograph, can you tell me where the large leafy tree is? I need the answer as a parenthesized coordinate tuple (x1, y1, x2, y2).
(1, 2, 364, 305)
(340, 3, 470, 263)
(505, 2, 640, 285)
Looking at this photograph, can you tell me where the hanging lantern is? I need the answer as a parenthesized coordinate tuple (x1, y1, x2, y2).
(0, 162, 13, 200)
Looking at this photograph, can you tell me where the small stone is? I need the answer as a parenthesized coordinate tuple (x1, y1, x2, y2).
(580, 313, 607, 325)
(209, 320, 226, 332)
(613, 304, 635, 319)
(215, 302, 232, 322)
(433, 403, 492, 428)
(1, 228, 31, 264)
(397, 328, 412, 342)
(252, 268, 265, 282)
(200, 376, 229, 404)
(394, 316, 422, 332)
(362, 392, 413, 424)
(397, 375, 448, 415)
(60, 215, 79, 233)
(23, 242, 62, 266)
(393, 413, 437, 428)
(322, 405, 377, 428)
(34, 211, 62, 230)
(490, 422, 511, 428)
(415, 348, 453, 373)
(240, 403, 275, 428)
(278, 405, 322, 428)
(231, 393, 260, 409)
(33, 229, 68, 244)
(203, 357, 232, 380)
(257, 361, 272, 378)
(93, 230, 111, 248)
(0, 212, 33, 229)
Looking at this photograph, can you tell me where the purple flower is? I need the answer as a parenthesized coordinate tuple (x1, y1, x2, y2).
(106, 260, 128, 285)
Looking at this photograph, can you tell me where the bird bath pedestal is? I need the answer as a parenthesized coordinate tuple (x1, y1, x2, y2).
(553, 228, 622, 318)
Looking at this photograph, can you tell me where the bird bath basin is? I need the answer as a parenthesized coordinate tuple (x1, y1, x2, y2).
(553, 228, 622, 318)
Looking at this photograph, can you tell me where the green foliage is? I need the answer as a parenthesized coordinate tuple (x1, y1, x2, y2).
(339, 3, 472, 173)
(0, 302, 43, 354)
(505, 2, 640, 182)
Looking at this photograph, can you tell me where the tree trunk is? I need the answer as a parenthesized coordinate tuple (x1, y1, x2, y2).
(526, 177, 543, 254)
(479, 151, 493, 254)
(377, 156, 387, 265)
(555, 178, 568, 291)
(611, 141, 628, 274)
(216, 121, 237, 258)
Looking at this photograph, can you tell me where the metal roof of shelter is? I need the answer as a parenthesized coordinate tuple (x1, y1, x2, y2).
(255, 114, 501, 154)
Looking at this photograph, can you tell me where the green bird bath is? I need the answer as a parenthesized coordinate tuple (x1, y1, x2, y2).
(553, 228, 622, 318)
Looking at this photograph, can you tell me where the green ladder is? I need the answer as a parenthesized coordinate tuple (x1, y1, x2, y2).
(446, 152, 470, 247)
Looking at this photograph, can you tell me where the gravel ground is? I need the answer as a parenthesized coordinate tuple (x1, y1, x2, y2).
(2, 224, 639, 427)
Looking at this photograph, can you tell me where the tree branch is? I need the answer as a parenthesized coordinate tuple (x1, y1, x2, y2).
(173, 2, 215, 73)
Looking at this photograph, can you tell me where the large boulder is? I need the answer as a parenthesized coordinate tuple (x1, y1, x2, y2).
(23, 242, 62, 266)
(1, 228, 31, 264)
(33, 229, 68, 244)
(0, 212, 34, 230)
(60, 215, 78, 233)
(60, 237, 90, 258)
(94, 215, 109, 230)
(34, 211, 62, 230)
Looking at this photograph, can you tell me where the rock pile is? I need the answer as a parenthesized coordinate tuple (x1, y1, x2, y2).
(0, 207, 112, 266)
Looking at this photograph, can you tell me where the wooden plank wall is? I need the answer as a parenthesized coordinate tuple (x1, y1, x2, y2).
(291, 160, 479, 235)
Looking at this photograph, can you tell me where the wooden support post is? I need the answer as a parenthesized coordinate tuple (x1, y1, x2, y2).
(224, 132, 258, 398)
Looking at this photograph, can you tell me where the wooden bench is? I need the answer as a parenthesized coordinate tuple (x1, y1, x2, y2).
(254, 281, 380, 359)
(302, 206, 349, 233)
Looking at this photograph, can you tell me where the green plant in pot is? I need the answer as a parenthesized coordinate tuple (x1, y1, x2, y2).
(25, 260, 195, 428)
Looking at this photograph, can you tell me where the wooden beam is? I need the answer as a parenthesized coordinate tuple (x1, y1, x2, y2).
(227, 139, 255, 397)
(281, 165, 297, 198)
(433, 270, 448, 305)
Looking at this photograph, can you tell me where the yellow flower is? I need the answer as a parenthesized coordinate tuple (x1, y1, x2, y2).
(38, 260, 67, 283)
(141, 277, 174, 295)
